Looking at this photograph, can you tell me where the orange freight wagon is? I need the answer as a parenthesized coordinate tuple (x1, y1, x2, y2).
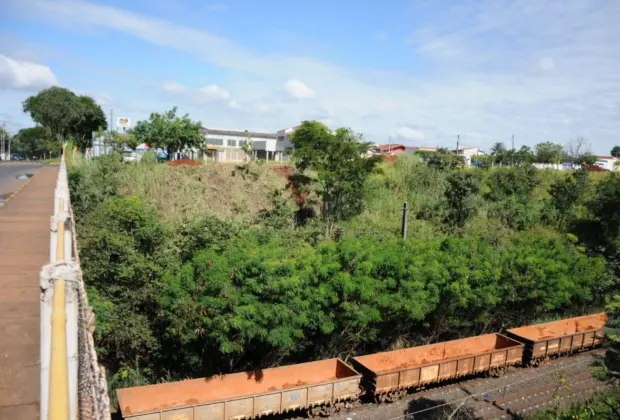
(116, 358, 361, 420)
(350, 333, 523, 401)
(506, 313, 606, 366)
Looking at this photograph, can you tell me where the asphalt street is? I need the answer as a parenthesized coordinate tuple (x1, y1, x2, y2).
(0, 163, 43, 199)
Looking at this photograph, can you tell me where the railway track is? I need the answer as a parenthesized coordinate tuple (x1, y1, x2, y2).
(326, 349, 612, 420)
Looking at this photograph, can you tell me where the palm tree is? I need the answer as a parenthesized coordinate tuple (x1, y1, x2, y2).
(490, 142, 506, 155)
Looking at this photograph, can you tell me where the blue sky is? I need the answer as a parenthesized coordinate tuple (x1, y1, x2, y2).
(1, 0, 619, 154)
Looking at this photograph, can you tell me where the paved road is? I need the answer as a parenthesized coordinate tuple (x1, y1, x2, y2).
(0, 166, 57, 419)
(0, 163, 43, 198)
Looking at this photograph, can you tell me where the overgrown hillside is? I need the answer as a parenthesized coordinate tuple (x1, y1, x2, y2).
(68, 131, 620, 410)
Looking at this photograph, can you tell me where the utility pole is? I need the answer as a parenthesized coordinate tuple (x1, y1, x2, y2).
(109, 109, 114, 133)
(401, 202, 408, 239)
(387, 136, 392, 154)
(512, 134, 515, 166)
(1, 122, 5, 161)
(456, 134, 460, 155)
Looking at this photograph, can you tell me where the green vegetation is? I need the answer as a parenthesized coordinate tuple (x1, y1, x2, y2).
(67, 119, 620, 410)
(22, 86, 107, 152)
(130, 107, 203, 158)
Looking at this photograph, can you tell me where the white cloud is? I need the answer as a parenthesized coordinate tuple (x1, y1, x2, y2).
(12, 0, 620, 153)
(393, 127, 425, 141)
(285, 79, 316, 99)
(228, 100, 240, 109)
(539, 57, 555, 72)
(199, 84, 230, 100)
(162, 81, 186, 92)
(0, 54, 58, 90)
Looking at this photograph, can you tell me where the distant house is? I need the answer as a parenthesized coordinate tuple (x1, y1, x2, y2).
(373, 144, 407, 155)
(453, 147, 486, 167)
(594, 156, 618, 171)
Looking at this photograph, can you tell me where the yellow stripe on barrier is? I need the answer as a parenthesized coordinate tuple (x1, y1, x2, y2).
(48, 198, 70, 420)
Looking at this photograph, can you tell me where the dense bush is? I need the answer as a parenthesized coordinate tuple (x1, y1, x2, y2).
(68, 148, 618, 407)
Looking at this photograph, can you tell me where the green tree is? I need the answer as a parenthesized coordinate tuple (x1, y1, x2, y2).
(588, 174, 620, 251)
(611, 146, 620, 158)
(485, 165, 539, 202)
(22, 86, 80, 148)
(12, 126, 56, 159)
(514, 145, 535, 165)
(73, 96, 108, 151)
(22, 86, 107, 152)
(444, 173, 479, 228)
(290, 121, 382, 235)
(549, 168, 590, 230)
(130, 107, 203, 159)
(78, 196, 170, 371)
(424, 148, 465, 171)
(490, 142, 506, 155)
(535, 142, 565, 164)
(605, 295, 620, 377)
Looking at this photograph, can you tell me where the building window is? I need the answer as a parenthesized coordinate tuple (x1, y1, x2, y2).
(207, 138, 223, 146)
(227, 139, 237, 147)
(278, 136, 285, 141)
(238, 140, 247, 147)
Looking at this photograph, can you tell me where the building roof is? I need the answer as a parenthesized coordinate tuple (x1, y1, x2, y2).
(375, 144, 406, 152)
(596, 156, 616, 160)
(201, 127, 277, 139)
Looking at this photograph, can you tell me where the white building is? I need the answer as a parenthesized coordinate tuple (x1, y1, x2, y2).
(201, 128, 291, 161)
(453, 147, 486, 167)
(275, 126, 297, 159)
(594, 156, 618, 171)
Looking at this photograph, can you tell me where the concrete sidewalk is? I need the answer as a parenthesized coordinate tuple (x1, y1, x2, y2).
(0, 166, 57, 420)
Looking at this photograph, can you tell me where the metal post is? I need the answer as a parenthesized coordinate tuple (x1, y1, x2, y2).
(401, 202, 408, 239)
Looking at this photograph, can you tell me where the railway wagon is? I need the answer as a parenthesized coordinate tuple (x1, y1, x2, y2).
(116, 358, 361, 420)
(350, 333, 524, 401)
(505, 313, 606, 366)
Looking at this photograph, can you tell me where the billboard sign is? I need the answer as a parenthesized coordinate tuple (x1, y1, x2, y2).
(117, 117, 131, 128)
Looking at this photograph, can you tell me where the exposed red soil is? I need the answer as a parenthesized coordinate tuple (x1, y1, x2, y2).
(271, 165, 307, 206)
(508, 313, 606, 341)
(354, 334, 521, 374)
(382, 155, 397, 163)
(168, 159, 202, 166)
(117, 358, 356, 416)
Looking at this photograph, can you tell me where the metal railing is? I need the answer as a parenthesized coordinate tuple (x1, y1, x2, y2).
(40, 151, 111, 420)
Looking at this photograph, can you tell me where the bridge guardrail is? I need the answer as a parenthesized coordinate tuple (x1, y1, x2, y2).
(40, 151, 111, 420)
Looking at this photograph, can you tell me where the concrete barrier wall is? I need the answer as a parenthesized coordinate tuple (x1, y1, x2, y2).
(41, 152, 111, 420)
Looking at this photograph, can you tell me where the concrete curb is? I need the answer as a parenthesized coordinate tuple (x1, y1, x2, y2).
(0, 170, 41, 208)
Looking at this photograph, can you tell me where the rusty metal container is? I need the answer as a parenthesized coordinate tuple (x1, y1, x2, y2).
(116, 358, 361, 420)
(351, 333, 523, 397)
(506, 313, 606, 366)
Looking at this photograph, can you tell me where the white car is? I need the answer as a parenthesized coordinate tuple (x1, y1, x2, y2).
(123, 151, 140, 162)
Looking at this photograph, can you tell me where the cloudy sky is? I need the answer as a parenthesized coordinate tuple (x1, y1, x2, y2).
(1, 0, 619, 153)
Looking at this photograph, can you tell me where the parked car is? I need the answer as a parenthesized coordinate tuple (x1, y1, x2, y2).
(123, 150, 140, 162)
